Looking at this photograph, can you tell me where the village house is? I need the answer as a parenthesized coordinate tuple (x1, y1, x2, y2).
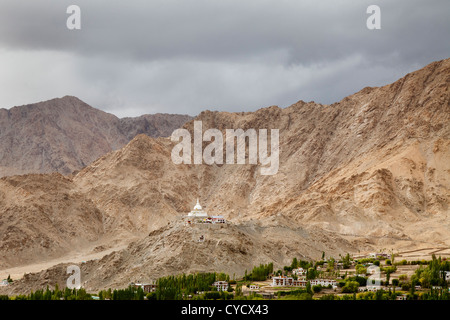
(369, 252, 389, 259)
(396, 294, 408, 300)
(133, 283, 157, 293)
(211, 216, 226, 224)
(292, 267, 307, 276)
(271, 276, 307, 287)
(0, 280, 9, 286)
(310, 279, 338, 289)
(359, 286, 388, 292)
(249, 284, 260, 291)
(212, 281, 229, 291)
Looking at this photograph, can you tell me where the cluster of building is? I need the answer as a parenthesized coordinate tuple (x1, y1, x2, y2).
(369, 252, 390, 259)
(271, 275, 338, 289)
(212, 281, 229, 291)
(131, 281, 230, 293)
(358, 286, 388, 292)
(292, 267, 307, 276)
(132, 282, 157, 293)
(271, 276, 307, 287)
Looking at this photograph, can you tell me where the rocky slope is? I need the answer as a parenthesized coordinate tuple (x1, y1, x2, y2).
(2, 217, 372, 295)
(72, 58, 450, 244)
(0, 58, 448, 293)
(0, 96, 192, 177)
(0, 173, 103, 269)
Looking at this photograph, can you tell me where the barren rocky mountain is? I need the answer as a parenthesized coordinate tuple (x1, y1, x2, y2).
(0, 173, 103, 269)
(2, 219, 363, 294)
(0, 58, 449, 294)
(0, 96, 192, 177)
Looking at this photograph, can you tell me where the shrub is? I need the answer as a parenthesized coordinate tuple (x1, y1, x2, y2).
(320, 294, 339, 300)
(204, 292, 221, 300)
(342, 281, 360, 293)
(401, 283, 410, 291)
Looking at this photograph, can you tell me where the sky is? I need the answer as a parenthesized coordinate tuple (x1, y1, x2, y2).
(0, 0, 448, 117)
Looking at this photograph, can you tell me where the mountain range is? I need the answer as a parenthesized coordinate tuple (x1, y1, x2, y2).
(0, 58, 448, 294)
(0, 96, 192, 177)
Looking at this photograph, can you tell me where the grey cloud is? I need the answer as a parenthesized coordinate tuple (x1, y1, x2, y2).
(0, 0, 448, 116)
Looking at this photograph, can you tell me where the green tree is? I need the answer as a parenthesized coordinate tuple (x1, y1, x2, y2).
(291, 258, 299, 269)
(342, 281, 359, 293)
(343, 253, 351, 269)
(235, 284, 243, 297)
(306, 282, 312, 295)
(355, 264, 367, 275)
(327, 257, 335, 271)
(312, 285, 322, 293)
(306, 268, 317, 280)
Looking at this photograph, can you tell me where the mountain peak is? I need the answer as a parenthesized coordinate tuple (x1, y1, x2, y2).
(0, 98, 193, 177)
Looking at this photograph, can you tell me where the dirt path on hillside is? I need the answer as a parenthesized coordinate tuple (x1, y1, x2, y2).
(0, 244, 128, 281)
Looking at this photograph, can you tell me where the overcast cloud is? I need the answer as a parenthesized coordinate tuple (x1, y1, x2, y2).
(0, 0, 448, 117)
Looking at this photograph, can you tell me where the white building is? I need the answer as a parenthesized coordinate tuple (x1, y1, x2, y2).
(440, 271, 450, 281)
(133, 283, 157, 293)
(359, 286, 387, 292)
(310, 279, 338, 288)
(272, 276, 307, 287)
(211, 216, 226, 224)
(369, 253, 389, 259)
(213, 281, 228, 292)
(292, 268, 306, 276)
(0, 280, 9, 286)
(188, 199, 209, 218)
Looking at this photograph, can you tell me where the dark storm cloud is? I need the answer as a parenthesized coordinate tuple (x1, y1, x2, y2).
(0, 0, 448, 116)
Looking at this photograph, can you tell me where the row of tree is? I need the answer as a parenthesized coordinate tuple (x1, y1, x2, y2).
(154, 272, 230, 300)
(243, 263, 273, 281)
(3, 285, 92, 300)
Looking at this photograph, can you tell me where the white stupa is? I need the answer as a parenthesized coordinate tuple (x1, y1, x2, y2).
(188, 198, 208, 218)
